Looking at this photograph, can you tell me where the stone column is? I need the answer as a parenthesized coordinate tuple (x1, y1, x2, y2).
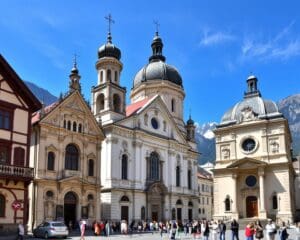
(258, 168, 267, 218)
(232, 174, 237, 213)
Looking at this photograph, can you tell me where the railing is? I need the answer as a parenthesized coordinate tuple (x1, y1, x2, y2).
(0, 164, 34, 178)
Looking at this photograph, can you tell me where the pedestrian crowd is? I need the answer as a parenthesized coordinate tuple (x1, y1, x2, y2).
(70, 218, 300, 240)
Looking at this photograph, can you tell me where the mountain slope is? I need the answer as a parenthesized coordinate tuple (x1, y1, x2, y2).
(25, 81, 57, 105)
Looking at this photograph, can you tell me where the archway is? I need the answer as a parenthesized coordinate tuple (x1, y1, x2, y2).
(146, 183, 167, 221)
(64, 192, 77, 228)
(246, 196, 258, 217)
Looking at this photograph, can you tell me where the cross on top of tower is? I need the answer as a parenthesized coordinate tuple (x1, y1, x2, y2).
(153, 20, 160, 34)
(105, 14, 115, 33)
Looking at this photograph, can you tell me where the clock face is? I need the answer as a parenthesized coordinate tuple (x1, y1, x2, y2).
(151, 118, 159, 129)
(245, 175, 257, 187)
(242, 138, 256, 152)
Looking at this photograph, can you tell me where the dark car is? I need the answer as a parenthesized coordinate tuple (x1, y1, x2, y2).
(33, 221, 69, 239)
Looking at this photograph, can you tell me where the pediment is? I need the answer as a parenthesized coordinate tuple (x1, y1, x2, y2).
(227, 157, 267, 169)
(119, 95, 187, 144)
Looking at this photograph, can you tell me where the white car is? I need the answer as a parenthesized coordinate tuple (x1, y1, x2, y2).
(33, 221, 69, 239)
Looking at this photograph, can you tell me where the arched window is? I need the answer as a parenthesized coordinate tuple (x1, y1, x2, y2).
(88, 194, 94, 201)
(141, 206, 145, 220)
(78, 124, 82, 133)
(88, 159, 94, 176)
(121, 154, 128, 180)
(176, 199, 183, 205)
(0, 194, 5, 217)
(113, 94, 121, 113)
(272, 195, 278, 210)
(65, 144, 79, 170)
(225, 196, 231, 211)
(73, 122, 77, 132)
(47, 152, 55, 171)
(14, 147, 25, 166)
(202, 208, 205, 214)
(114, 71, 118, 83)
(149, 152, 159, 180)
(120, 196, 129, 202)
(187, 169, 192, 189)
(171, 99, 176, 112)
(107, 69, 111, 82)
(188, 201, 193, 207)
(97, 94, 105, 112)
(67, 121, 71, 130)
(199, 208, 201, 214)
(176, 166, 180, 187)
(63, 120, 66, 128)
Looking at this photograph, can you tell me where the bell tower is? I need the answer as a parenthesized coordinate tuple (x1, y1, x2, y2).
(91, 15, 126, 125)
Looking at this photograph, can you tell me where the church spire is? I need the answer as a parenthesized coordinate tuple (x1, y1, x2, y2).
(69, 54, 81, 93)
(149, 21, 166, 62)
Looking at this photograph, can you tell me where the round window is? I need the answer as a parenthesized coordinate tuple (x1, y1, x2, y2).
(46, 191, 54, 198)
(242, 138, 256, 152)
(151, 118, 159, 129)
(245, 175, 257, 187)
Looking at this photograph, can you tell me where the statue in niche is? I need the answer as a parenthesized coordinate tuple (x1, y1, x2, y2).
(240, 106, 257, 122)
(270, 141, 279, 153)
(88, 202, 94, 218)
(221, 147, 230, 160)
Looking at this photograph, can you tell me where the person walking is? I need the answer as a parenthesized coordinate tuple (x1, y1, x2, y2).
(79, 219, 86, 240)
(202, 220, 210, 240)
(245, 222, 255, 240)
(254, 220, 264, 240)
(17, 222, 24, 240)
(279, 222, 289, 240)
(219, 220, 226, 240)
(265, 219, 277, 240)
(211, 221, 219, 240)
(231, 219, 239, 240)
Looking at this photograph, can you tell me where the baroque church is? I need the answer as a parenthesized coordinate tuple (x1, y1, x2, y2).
(91, 29, 199, 222)
(28, 63, 104, 230)
(213, 76, 295, 222)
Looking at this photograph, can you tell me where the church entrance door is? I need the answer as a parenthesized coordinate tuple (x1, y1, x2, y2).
(64, 192, 77, 228)
(121, 206, 129, 222)
(246, 196, 258, 217)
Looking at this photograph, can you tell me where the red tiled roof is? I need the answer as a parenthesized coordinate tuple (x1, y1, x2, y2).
(31, 101, 59, 124)
(126, 97, 153, 117)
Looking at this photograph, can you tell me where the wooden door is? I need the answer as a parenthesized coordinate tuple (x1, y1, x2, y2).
(121, 206, 129, 222)
(246, 196, 258, 217)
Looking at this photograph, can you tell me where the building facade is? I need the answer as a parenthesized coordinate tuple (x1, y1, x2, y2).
(213, 76, 295, 222)
(91, 30, 199, 223)
(0, 55, 41, 234)
(28, 65, 104, 231)
(197, 167, 213, 220)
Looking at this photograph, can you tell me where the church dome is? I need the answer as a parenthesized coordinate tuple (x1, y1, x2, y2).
(98, 32, 121, 60)
(220, 75, 282, 126)
(133, 32, 183, 88)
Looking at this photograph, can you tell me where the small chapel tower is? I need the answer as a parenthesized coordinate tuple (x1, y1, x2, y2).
(69, 55, 81, 93)
(91, 14, 126, 125)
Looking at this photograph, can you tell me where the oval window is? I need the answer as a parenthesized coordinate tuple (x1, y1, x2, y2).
(245, 175, 257, 187)
(151, 118, 159, 129)
(242, 138, 256, 152)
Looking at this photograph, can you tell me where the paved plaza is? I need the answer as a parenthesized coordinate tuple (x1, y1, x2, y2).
(5, 228, 296, 240)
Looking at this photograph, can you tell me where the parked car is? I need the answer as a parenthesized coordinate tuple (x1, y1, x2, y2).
(33, 221, 69, 239)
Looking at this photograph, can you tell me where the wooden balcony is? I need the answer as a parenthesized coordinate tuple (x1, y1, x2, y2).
(0, 164, 34, 181)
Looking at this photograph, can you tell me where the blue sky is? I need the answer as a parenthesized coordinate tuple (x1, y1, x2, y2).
(1, 0, 300, 124)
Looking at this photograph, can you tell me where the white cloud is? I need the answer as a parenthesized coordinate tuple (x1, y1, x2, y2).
(199, 31, 235, 46)
(241, 21, 300, 61)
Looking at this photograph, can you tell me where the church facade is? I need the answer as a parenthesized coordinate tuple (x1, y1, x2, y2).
(91, 30, 199, 223)
(28, 64, 104, 231)
(213, 76, 295, 222)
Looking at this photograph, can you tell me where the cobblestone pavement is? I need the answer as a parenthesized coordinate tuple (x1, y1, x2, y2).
(15, 228, 298, 240)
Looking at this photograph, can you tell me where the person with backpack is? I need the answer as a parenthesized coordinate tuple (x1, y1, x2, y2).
(279, 222, 289, 240)
(231, 219, 239, 240)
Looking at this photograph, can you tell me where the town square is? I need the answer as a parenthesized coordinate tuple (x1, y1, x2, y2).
(0, 1, 300, 239)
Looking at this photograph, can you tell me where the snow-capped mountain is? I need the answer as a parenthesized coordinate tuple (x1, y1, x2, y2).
(195, 122, 217, 164)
